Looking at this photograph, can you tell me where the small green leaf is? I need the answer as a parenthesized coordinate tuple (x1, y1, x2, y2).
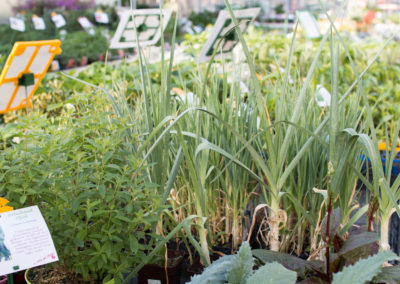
(19, 195, 27, 204)
(129, 236, 138, 254)
(86, 209, 92, 220)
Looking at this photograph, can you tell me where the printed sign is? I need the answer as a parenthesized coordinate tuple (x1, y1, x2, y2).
(0, 206, 58, 275)
(315, 84, 331, 107)
(95, 10, 109, 24)
(51, 13, 66, 28)
(78, 17, 95, 35)
(32, 15, 46, 30)
(9, 17, 25, 32)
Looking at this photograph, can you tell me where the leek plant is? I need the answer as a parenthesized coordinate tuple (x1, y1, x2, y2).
(220, 0, 391, 255)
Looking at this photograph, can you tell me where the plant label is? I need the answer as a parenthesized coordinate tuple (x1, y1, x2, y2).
(110, 9, 173, 49)
(51, 13, 66, 28)
(50, 60, 60, 71)
(0, 206, 59, 275)
(78, 17, 95, 35)
(95, 10, 109, 24)
(0, 40, 62, 114)
(32, 15, 46, 30)
(315, 84, 331, 107)
(296, 11, 321, 39)
(9, 17, 25, 32)
(198, 8, 260, 63)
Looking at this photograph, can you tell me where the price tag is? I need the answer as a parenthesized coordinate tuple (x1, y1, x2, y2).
(95, 10, 109, 24)
(0, 206, 58, 274)
(51, 13, 66, 28)
(77, 17, 95, 35)
(315, 84, 331, 107)
(32, 15, 46, 30)
(9, 17, 25, 32)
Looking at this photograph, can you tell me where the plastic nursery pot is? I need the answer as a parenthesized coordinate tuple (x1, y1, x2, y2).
(138, 250, 185, 284)
(66, 59, 75, 69)
(80, 56, 88, 66)
(187, 253, 221, 276)
(0, 275, 6, 284)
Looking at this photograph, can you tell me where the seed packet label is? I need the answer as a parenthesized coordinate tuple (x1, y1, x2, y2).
(95, 11, 109, 24)
(9, 17, 25, 32)
(32, 16, 46, 30)
(78, 17, 95, 35)
(315, 84, 331, 107)
(51, 14, 66, 28)
(0, 206, 58, 275)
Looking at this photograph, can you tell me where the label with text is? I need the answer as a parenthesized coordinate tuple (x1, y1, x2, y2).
(9, 17, 25, 32)
(32, 16, 46, 30)
(51, 14, 66, 28)
(0, 206, 58, 275)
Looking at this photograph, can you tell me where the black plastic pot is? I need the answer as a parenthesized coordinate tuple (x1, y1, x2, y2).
(138, 250, 185, 284)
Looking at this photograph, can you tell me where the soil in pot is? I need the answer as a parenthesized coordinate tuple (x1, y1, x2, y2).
(138, 250, 185, 284)
(25, 265, 84, 284)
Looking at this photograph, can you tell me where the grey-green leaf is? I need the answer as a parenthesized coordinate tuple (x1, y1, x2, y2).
(246, 262, 297, 284)
(227, 242, 254, 284)
(332, 250, 399, 284)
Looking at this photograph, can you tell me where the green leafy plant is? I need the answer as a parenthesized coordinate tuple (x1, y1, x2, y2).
(0, 93, 164, 282)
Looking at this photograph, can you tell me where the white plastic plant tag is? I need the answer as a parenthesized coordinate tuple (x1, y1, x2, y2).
(78, 17, 95, 35)
(51, 13, 66, 28)
(32, 16, 46, 30)
(95, 10, 109, 24)
(315, 84, 331, 107)
(0, 206, 59, 274)
(296, 11, 321, 39)
(148, 280, 161, 284)
(59, 29, 67, 41)
(50, 60, 60, 71)
(9, 17, 25, 32)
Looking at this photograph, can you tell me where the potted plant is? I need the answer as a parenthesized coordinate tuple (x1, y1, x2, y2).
(138, 247, 185, 284)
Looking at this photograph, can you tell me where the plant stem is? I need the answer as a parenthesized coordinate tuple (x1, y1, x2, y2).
(232, 213, 241, 251)
(326, 196, 332, 282)
(198, 218, 211, 265)
(269, 197, 281, 251)
(380, 214, 391, 251)
(368, 197, 378, 232)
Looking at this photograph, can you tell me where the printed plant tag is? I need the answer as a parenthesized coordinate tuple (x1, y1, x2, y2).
(315, 84, 331, 107)
(95, 10, 109, 24)
(50, 60, 60, 71)
(9, 17, 25, 32)
(32, 15, 46, 30)
(78, 17, 95, 35)
(0, 206, 58, 274)
(51, 13, 66, 28)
